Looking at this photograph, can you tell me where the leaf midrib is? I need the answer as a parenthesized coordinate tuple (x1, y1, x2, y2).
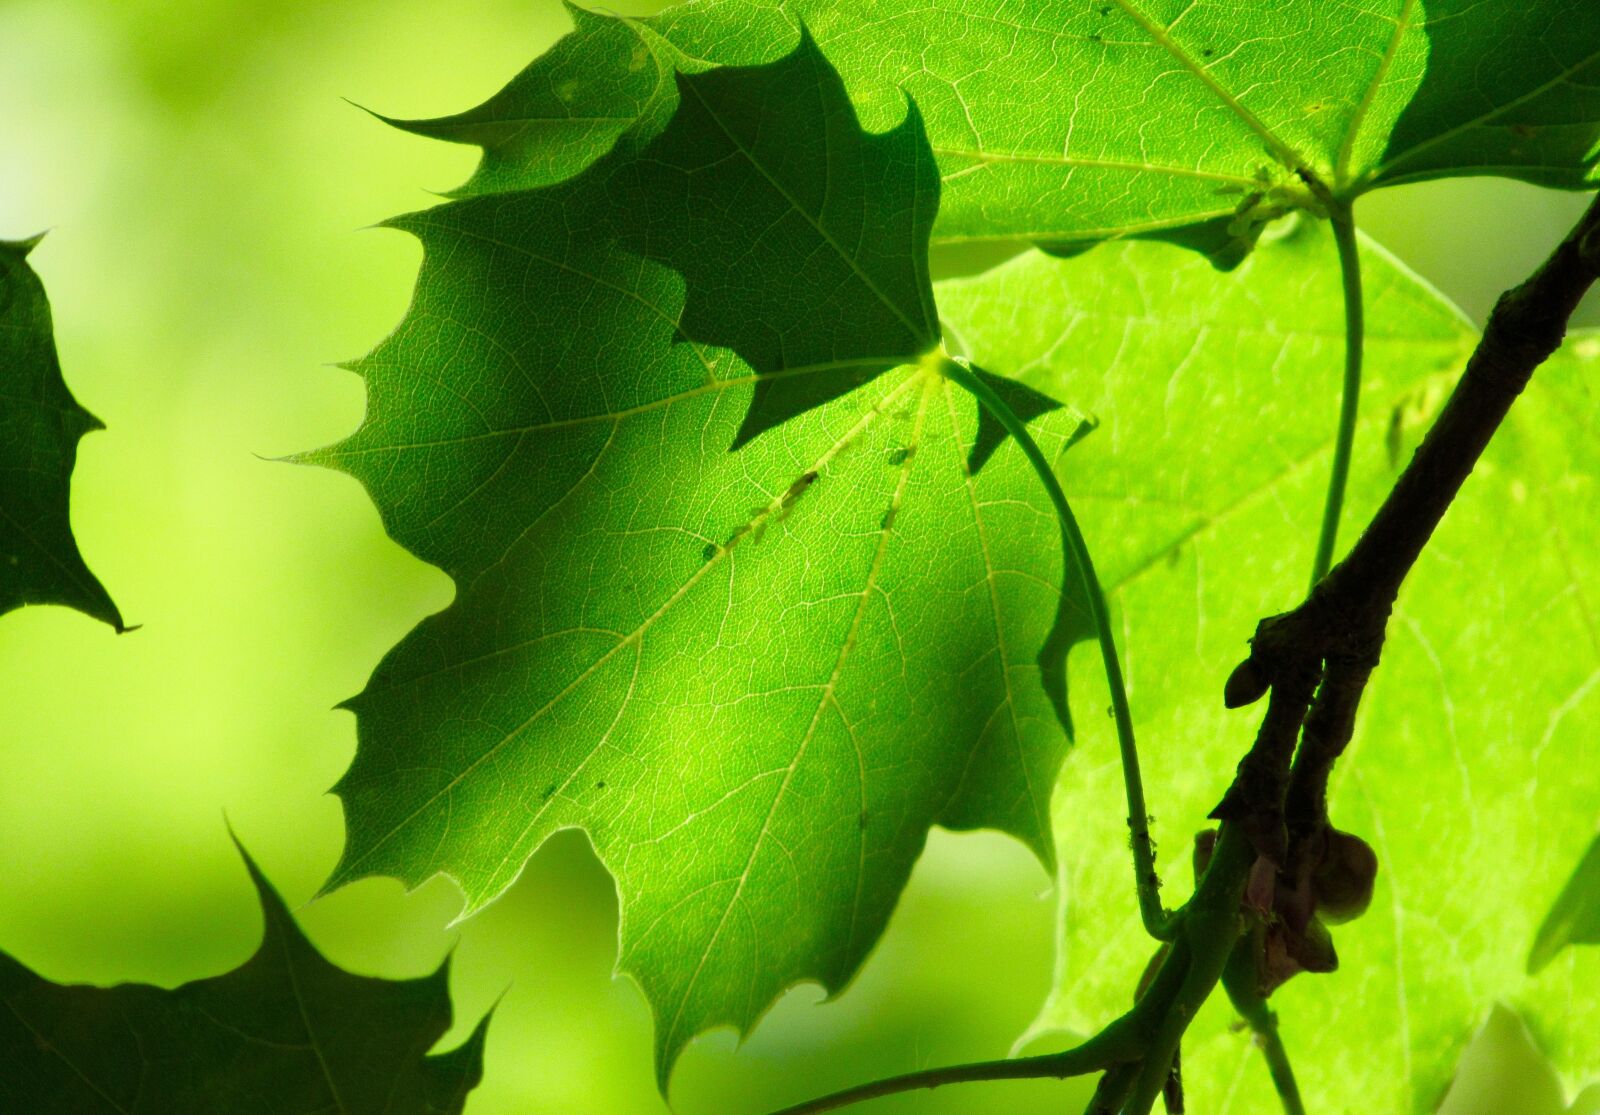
(1333, 0, 1419, 187)
(323, 356, 912, 458)
(2, 992, 133, 1114)
(930, 146, 1262, 188)
(1106, 0, 1307, 172)
(333, 369, 931, 890)
(940, 381, 1050, 846)
(274, 913, 350, 1115)
(638, 9, 1292, 201)
(657, 370, 936, 1061)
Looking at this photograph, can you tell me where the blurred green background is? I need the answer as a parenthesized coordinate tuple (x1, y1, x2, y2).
(0, 2, 1595, 1111)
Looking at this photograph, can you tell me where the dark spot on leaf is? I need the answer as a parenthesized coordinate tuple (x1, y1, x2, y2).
(542, 783, 556, 800)
(782, 470, 819, 510)
(595, 780, 607, 790)
(1089, 31, 1102, 42)
(701, 542, 718, 562)
(881, 506, 897, 531)
(859, 811, 870, 830)
(886, 445, 915, 466)
(1202, 47, 1214, 57)
(1386, 404, 1405, 470)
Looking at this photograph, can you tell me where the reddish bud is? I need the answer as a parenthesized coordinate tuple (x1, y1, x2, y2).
(1313, 828, 1378, 924)
(1224, 657, 1270, 708)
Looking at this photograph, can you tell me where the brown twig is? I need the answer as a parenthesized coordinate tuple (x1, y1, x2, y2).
(1220, 189, 1600, 863)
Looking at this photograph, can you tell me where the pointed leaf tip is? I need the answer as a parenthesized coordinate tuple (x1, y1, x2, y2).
(1, 232, 47, 257)
(0, 237, 124, 629)
(966, 366, 1065, 474)
(0, 833, 490, 1111)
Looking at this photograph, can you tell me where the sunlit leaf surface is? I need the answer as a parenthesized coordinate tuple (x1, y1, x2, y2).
(314, 36, 1092, 1083)
(938, 229, 1600, 1111)
(403, 1, 1600, 259)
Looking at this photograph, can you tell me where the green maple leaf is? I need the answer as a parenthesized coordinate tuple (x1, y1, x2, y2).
(0, 841, 488, 1114)
(935, 227, 1600, 1110)
(393, 1, 1600, 262)
(313, 34, 1089, 1082)
(0, 237, 123, 631)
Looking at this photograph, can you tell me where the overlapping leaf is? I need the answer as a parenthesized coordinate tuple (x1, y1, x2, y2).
(0, 843, 488, 1113)
(0, 237, 122, 630)
(935, 228, 1600, 1110)
(396, 1, 1600, 261)
(315, 35, 1091, 1082)
(335, 2, 1600, 1095)
(1532, 833, 1600, 974)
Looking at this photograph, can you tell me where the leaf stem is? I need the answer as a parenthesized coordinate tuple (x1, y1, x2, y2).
(1122, 824, 1252, 1115)
(939, 356, 1176, 941)
(767, 1026, 1137, 1115)
(1309, 198, 1364, 588)
(1253, 1017, 1305, 1115)
(1222, 932, 1306, 1115)
(765, 822, 1255, 1115)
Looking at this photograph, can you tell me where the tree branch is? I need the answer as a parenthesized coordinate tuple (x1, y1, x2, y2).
(1218, 190, 1600, 859)
(1320, 191, 1600, 620)
(1085, 1061, 1140, 1115)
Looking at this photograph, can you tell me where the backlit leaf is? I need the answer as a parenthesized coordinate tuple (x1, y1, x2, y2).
(0, 237, 123, 631)
(0, 841, 488, 1114)
(936, 229, 1600, 1110)
(397, 1, 1600, 260)
(313, 35, 1090, 1084)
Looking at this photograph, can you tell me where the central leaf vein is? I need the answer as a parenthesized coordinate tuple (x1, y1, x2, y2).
(660, 367, 935, 1054)
(334, 368, 929, 885)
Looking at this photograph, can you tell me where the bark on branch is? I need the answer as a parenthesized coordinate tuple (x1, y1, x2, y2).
(1216, 190, 1600, 866)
